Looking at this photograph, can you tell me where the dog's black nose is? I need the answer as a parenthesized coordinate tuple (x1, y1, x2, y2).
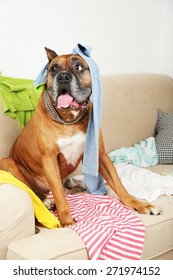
(57, 72, 72, 83)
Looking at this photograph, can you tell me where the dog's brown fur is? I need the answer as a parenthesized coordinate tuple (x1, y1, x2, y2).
(0, 48, 162, 226)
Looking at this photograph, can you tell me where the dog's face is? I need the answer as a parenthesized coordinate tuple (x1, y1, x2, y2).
(45, 48, 92, 116)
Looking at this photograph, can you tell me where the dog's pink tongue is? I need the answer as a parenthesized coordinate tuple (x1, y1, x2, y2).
(57, 93, 79, 109)
(57, 94, 73, 109)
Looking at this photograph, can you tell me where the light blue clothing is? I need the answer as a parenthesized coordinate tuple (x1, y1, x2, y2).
(34, 43, 107, 195)
(109, 137, 158, 167)
(72, 44, 106, 195)
(34, 63, 48, 88)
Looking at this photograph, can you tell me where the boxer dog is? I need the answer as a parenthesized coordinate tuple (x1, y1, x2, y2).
(0, 48, 161, 226)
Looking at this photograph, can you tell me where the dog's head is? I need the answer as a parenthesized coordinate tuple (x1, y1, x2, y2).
(45, 48, 92, 122)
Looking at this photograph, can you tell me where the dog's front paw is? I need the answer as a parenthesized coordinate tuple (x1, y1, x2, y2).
(139, 204, 162, 216)
(59, 210, 75, 227)
(127, 198, 162, 216)
(63, 218, 76, 228)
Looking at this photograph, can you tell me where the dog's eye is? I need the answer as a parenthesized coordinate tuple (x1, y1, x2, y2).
(75, 64, 84, 72)
(50, 64, 58, 73)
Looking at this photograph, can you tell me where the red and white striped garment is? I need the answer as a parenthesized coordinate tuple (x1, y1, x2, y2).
(47, 192, 145, 260)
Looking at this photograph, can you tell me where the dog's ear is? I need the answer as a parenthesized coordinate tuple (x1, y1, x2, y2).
(45, 47, 58, 62)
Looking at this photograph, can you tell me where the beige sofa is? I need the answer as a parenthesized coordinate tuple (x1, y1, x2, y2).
(0, 74, 173, 260)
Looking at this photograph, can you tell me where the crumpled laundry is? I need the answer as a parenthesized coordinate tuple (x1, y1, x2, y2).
(47, 192, 145, 260)
(115, 164, 173, 203)
(0, 76, 44, 128)
(109, 137, 158, 167)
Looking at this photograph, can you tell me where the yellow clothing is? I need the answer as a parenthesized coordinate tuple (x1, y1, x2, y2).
(0, 170, 60, 229)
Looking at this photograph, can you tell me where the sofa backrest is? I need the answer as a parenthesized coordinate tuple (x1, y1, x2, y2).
(101, 74, 173, 153)
(1, 74, 173, 158)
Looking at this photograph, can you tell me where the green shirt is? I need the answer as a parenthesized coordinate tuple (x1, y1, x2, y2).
(0, 76, 45, 128)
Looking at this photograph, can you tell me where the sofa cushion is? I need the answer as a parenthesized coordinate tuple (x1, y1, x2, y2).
(139, 195, 173, 260)
(107, 185, 173, 260)
(7, 227, 88, 260)
(155, 109, 173, 164)
(147, 164, 173, 175)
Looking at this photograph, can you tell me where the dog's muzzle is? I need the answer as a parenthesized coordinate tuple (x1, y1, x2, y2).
(55, 71, 91, 111)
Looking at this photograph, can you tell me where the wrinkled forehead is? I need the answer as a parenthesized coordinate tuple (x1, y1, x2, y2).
(48, 54, 89, 69)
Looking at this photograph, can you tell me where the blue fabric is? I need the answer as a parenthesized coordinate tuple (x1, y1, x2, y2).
(34, 43, 107, 195)
(34, 63, 48, 87)
(109, 137, 158, 167)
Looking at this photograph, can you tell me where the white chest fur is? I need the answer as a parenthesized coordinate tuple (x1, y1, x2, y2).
(57, 132, 86, 166)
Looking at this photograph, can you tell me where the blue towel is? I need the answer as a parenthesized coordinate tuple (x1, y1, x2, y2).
(34, 43, 107, 195)
(34, 63, 48, 87)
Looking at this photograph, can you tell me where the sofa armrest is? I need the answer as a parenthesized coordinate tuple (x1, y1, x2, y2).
(7, 227, 88, 260)
(0, 184, 35, 259)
